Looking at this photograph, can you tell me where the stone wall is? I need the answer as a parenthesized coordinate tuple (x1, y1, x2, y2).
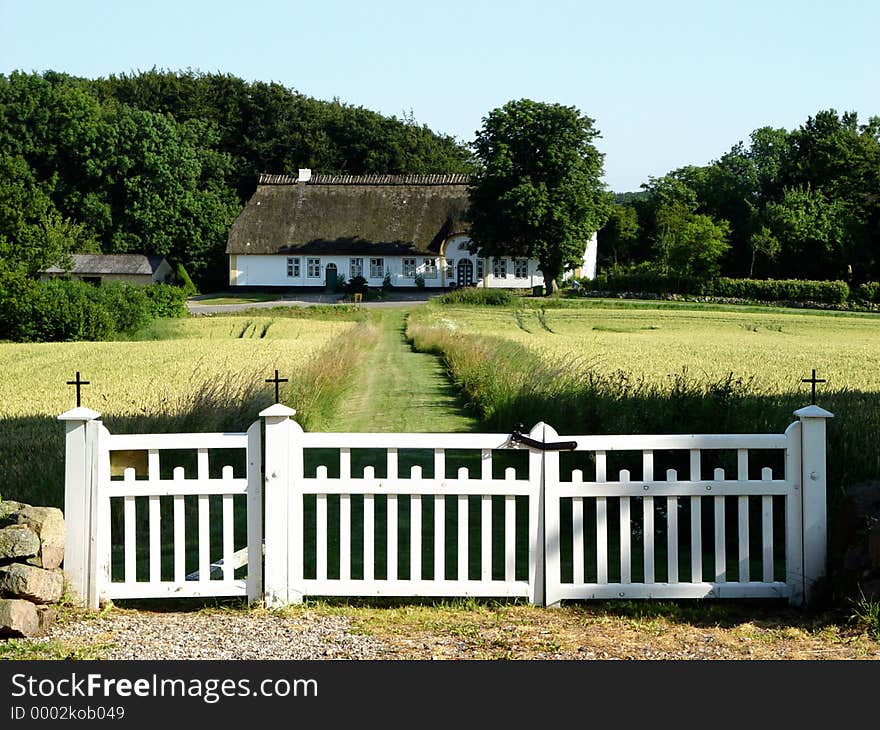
(0, 496, 65, 638)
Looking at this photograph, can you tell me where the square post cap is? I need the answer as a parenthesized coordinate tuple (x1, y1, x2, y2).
(58, 407, 102, 421)
(259, 403, 297, 418)
(793, 405, 834, 419)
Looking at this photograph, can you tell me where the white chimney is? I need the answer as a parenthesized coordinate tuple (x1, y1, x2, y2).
(297, 168, 312, 182)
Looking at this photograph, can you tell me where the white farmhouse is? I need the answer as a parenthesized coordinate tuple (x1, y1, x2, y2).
(226, 170, 597, 290)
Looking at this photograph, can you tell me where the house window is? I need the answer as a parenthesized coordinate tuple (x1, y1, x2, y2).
(445, 259, 454, 279)
(402, 258, 417, 277)
(493, 258, 507, 279)
(370, 258, 385, 278)
(350, 257, 363, 278)
(423, 258, 438, 279)
(514, 259, 528, 278)
(476, 258, 484, 280)
(286, 257, 300, 278)
(307, 258, 321, 278)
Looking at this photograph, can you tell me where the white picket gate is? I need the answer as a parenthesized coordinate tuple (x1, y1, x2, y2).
(59, 407, 262, 608)
(59, 403, 832, 610)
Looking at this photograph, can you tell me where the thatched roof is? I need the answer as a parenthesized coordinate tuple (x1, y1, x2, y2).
(42, 254, 167, 276)
(226, 173, 471, 256)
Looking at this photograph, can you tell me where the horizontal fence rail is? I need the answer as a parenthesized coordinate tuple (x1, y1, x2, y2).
(60, 404, 831, 609)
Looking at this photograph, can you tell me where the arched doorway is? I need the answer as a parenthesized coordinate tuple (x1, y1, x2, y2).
(325, 262, 337, 291)
(457, 259, 473, 287)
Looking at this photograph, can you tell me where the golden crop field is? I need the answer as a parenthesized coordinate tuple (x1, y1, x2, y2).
(423, 304, 880, 394)
(0, 316, 355, 420)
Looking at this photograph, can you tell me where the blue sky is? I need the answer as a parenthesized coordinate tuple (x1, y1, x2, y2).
(1, 0, 876, 192)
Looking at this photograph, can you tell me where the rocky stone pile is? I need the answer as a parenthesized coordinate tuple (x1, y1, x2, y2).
(0, 495, 65, 638)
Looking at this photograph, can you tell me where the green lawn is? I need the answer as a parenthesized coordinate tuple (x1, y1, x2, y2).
(323, 309, 478, 433)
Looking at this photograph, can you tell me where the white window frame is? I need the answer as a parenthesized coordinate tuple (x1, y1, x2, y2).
(514, 259, 528, 278)
(423, 258, 438, 279)
(307, 257, 321, 278)
(286, 257, 300, 278)
(445, 259, 454, 280)
(370, 258, 385, 279)
(476, 258, 484, 280)
(493, 258, 507, 279)
(350, 257, 364, 279)
(402, 258, 417, 278)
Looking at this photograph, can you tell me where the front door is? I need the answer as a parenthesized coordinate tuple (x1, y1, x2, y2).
(457, 259, 473, 287)
(325, 263, 337, 291)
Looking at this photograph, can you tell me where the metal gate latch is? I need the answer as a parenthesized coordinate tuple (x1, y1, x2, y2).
(509, 424, 577, 451)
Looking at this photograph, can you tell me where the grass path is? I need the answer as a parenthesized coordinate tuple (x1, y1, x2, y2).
(324, 309, 477, 432)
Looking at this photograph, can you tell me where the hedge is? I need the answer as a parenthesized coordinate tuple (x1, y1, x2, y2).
(584, 274, 851, 305)
(709, 278, 850, 304)
(0, 278, 189, 343)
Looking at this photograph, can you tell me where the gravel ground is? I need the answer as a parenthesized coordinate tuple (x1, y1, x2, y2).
(46, 609, 386, 660)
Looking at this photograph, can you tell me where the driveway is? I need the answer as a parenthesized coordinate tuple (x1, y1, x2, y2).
(187, 290, 440, 314)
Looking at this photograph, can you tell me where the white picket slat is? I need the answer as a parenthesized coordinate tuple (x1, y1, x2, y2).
(387, 494, 398, 582)
(596, 497, 608, 584)
(457, 495, 468, 581)
(364, 495, 375, 582)
(411, 495, 422, 581)
(481, 495, 492, 581)
(222, 494, 234, 582)
(340, 494, 351, 581)
(435, 495, 445, 581)
(149, 495, 161, 584)
(667, 495, 678, 584)
(504, 496, 516, 582)
(572, 497, 584, 585)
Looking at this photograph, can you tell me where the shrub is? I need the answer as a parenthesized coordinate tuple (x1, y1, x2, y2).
(174, 262, 198, 296)
(29, 279, 116, 342)
(144, 284, 189, 318)
(345, 275, 369, 296)
(437, 288, 513, 306)
(414, 273, 426, 289)
(96, 282, 152, 333)
(854, 281, 880, 304)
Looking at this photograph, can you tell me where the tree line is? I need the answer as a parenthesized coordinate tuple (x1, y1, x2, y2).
(599, 110, 880, 284)
(0, 69, 473, 289)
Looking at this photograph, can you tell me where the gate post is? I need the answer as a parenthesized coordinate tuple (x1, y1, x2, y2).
(260, 404, 302, 608)
(528, 423, 547, 607)
(541, 423, 563, 608)
(58, 406, 102, 609)
(794, 405, 834, 605)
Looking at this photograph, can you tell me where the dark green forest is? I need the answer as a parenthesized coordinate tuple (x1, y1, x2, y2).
(599, 111, 880, 284)
(2, 69, 878, 293)
(0, 69, 474, 289)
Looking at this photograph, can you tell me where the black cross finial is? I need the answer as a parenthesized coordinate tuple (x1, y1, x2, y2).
(265, 369, 288, 404)
(66, 371, 90, 408)
(801, 368, 826, 405)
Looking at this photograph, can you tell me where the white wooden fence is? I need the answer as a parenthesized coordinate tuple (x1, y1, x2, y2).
(60, 403, 832, 609)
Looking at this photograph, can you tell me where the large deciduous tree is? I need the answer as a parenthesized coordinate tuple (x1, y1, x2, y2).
(466, 99, 611, 293)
